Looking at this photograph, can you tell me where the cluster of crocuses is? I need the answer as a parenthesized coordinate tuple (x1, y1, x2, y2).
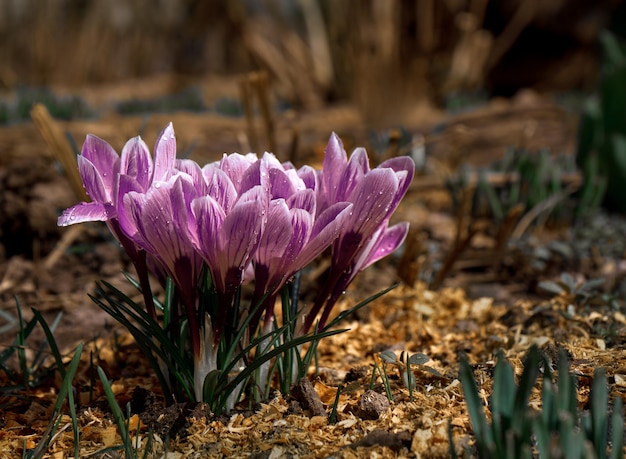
(58, 123, 414, 402)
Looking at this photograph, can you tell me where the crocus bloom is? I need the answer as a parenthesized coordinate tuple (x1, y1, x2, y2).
(121, 171, 207, 400)
(302, 133, 415, 333)
(250, 165, 353, 333)
(58, 123, 176, 229)
(121, 173, 203, 311)
(58, 123, 178, 319)
(189, 161, 269, 341)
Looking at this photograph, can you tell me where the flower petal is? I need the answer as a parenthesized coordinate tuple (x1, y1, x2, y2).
(152, 122, 176, 182)
(286, 189, 316, 214)
(80, 135, 120, 199)
(256, 199, 292, 268)
(78, 155, 110, 203)
(120, 136, 152, 190)
(337, 147, 370, 201)
(321, 132, 348, 204)
(361, 222, 409, 269)
(137, 180, 195, 282)
(176, 159, 206, 194)
(294, 202, 352, 269)
(191, 195, 225, 268)
(378, 156, 415, 214)
(219, 152, 257, 187)
(345, 168, 398, 238)
(123, 190, 151, 251)
(296, 165, 317, 190)
(204, 167, 238, 213)
(222, 199, 264, 271)
(116, 174, 144, 238)
(269, 168, 295, 200)
(284, 207, 313, 260)
(57, 202, 108, 226)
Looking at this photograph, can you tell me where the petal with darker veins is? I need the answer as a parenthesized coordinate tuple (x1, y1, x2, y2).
(345, 168, 398, 237)
(362, 222, 409, 269)
(256, 199, 292, 264)
(78, 155, 110, 203)
(57, 202, 108, 226)
(120, 136, 152, 190)
(80, 135, 120, 195)
(322, 132, 348, 204)
(152, 122, 176, 182)
(222, 199, 264, 270)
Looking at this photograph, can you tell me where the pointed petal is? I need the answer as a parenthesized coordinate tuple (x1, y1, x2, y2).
(286, 189, 316, 214)
(269, 168, 295, 200)
(261, 152, 283, 169)
(78, 155, 110, 203)
(191, 195, 225, 266)
(362, 222, 409, 268)
(123, 190, 150, 250)
(239, 158, 262, 193)
(138, 181, 190, 277)
(222, 199, 264, 271)
(238, 185, 267, 207)
(205, 167, 238, 213)
(175, 159, 206, 192)
(294, 202, 352, 269)
(219, 152, 257, 187)
(120, 136, 152, 190)
(171, 174, 198, 239)
(80, 135, 120, 198)
(57, 202, 108, 226)
(284, 207, 313, 259)
(116, 174, 143, 238)
(152, 122, 176, 182)
(296, 165, 317, 190)
(322, 132, 348, 204)
(347, 168, 398, 238)
(337, 147, 369, 202)
(256, 199, 292, 266)
(378, 156, 415, 213)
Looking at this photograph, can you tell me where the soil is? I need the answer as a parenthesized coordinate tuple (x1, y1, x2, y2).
(0, 75, 625, 458)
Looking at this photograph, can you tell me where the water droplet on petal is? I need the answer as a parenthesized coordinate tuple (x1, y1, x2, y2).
(154, 183, 161, 188)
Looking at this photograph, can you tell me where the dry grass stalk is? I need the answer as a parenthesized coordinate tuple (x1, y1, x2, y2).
(30, 104, 87, 202)
(431, 185, 477, 290)
(238, 71, 277, 155)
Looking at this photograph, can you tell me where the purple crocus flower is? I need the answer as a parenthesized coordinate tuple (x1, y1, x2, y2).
(58, 123, 176, 228)
(120, 170, 209, 401)
(302, 133, 415, 333)
(249, 164, 353, 333)
(121, 173, 203, 311)
(57, 123, 177, 319)
(188, 161, 269, 341)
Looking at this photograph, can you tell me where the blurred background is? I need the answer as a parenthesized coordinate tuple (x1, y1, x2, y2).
(0, 0, 624, 126)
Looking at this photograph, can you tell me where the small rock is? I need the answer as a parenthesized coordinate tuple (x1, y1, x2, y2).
(357, 389, 389, 420)
(290, 377, 326, 417)
(344, 366, 369, 383)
